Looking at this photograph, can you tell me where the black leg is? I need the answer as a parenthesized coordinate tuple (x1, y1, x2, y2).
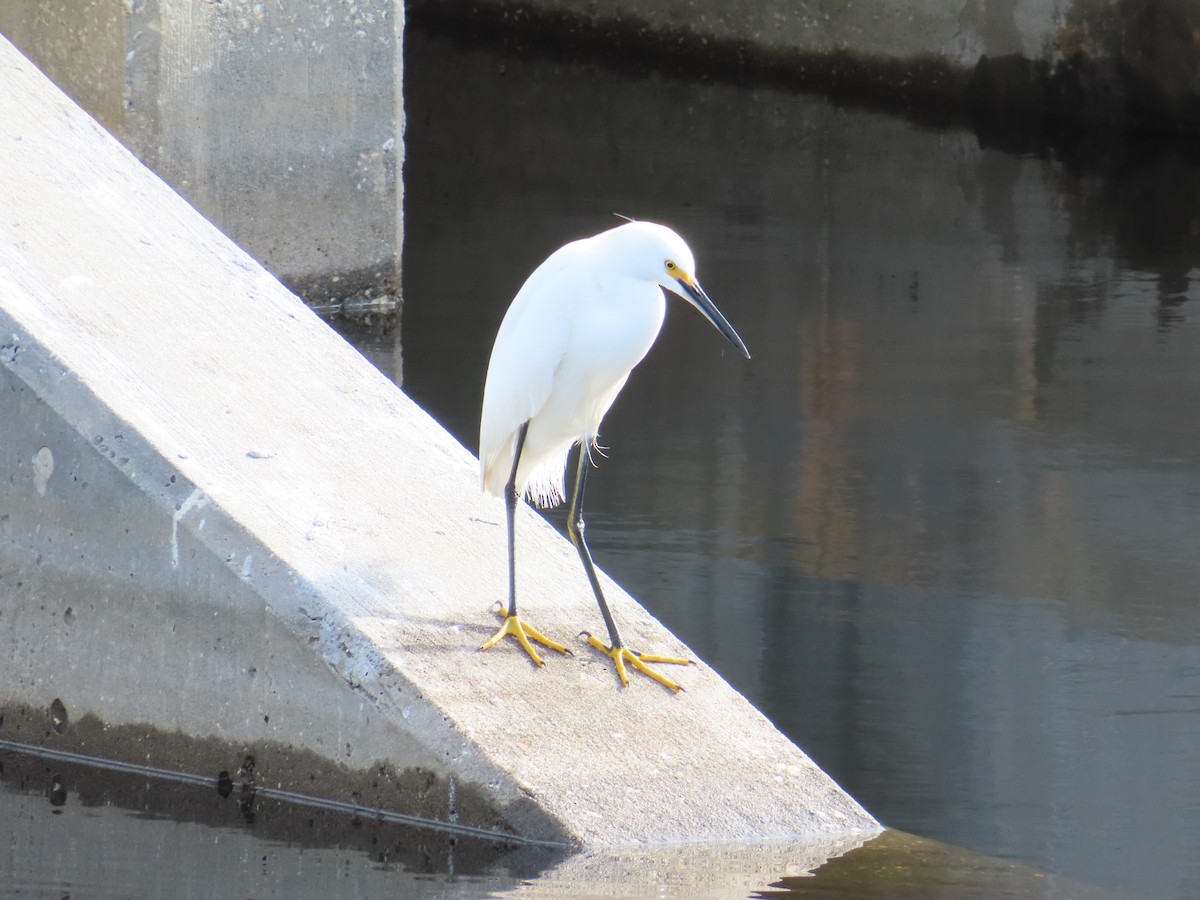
(480, 421, 570, 663)
(503, 421, 529, 618)
(566, 441, 624, 650)
(568, 441, 691, 690)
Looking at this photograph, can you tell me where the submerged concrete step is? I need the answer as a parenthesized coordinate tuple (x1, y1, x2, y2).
(0, 33, 878, 849)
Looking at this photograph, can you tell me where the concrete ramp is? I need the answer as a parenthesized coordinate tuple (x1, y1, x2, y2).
(0, 34, 878, 849)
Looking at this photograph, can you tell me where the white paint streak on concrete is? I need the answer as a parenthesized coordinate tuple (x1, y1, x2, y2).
(31, 446, 54, 496)
(171, 488, 208, 568)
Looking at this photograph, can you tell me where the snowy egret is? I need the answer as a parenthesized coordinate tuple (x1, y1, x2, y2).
(477, 220, 750, 691)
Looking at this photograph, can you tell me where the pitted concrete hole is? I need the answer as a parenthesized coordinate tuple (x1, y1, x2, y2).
(49, 773, 67, 808)
(49, 697, 68, 734)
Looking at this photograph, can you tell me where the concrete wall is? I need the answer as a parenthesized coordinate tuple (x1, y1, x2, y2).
(0, 0, 402, 303)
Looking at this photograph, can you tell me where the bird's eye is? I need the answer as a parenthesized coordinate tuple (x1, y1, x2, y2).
(665, 260, 677, 271)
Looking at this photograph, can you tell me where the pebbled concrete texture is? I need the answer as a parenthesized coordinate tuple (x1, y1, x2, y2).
(0, 33, 878, 849)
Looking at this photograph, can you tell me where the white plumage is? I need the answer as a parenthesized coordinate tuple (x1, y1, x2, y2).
(481, 221, 703, 506)
(476, 219, 749, 690)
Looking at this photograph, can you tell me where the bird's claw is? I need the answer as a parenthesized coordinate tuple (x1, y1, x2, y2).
(479, 606, 572, 667)
(581, 632, 691, 692)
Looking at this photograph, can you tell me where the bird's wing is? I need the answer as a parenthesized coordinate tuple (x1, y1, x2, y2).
(479, 248, 581, 495)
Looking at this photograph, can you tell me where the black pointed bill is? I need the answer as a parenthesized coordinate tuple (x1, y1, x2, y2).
(674, 275, 751, 359)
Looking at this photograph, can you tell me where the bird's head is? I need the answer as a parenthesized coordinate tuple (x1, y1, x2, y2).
(605, 221, 751, 360)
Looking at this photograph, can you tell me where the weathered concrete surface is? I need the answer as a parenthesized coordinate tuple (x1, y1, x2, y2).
(0, 35, 878, 849)
(0, 0, 402, 305)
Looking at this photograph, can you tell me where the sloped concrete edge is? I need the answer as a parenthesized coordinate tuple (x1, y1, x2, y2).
(0, 332, 573, 845)
(0, 32, 878, 849)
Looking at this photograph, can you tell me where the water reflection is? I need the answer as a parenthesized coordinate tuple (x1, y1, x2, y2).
(762, 830, 1131, 900)
(4, 743, 1122, 899)
(0, 744, 555, 897)
(402, 23, 1200, 900)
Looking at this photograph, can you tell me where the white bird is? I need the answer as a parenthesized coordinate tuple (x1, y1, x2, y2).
(477, 220, 750, 691)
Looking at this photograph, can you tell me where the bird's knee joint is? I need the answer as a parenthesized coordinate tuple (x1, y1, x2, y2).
(567, 517, 585, 541)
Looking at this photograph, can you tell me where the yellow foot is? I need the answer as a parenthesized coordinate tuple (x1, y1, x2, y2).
(582, 633, 693, 692)
(478, 605, 571, 667)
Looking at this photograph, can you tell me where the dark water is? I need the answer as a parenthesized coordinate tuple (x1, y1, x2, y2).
(0, 738, 1122, 899)
(400, 23, 1200, 900)
(0, 742, 567, 898)
(2, 6, 1199, 896)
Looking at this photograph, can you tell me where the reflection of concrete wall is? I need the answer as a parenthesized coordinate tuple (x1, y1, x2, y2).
(416, 0, 1200, 75)
(413, 1, 1200, 129)
(412, 0, 1052, 62)
(0, 0, 402, 301)
(401, 26, 1200, 887)
(405, 19, 1200, 636)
